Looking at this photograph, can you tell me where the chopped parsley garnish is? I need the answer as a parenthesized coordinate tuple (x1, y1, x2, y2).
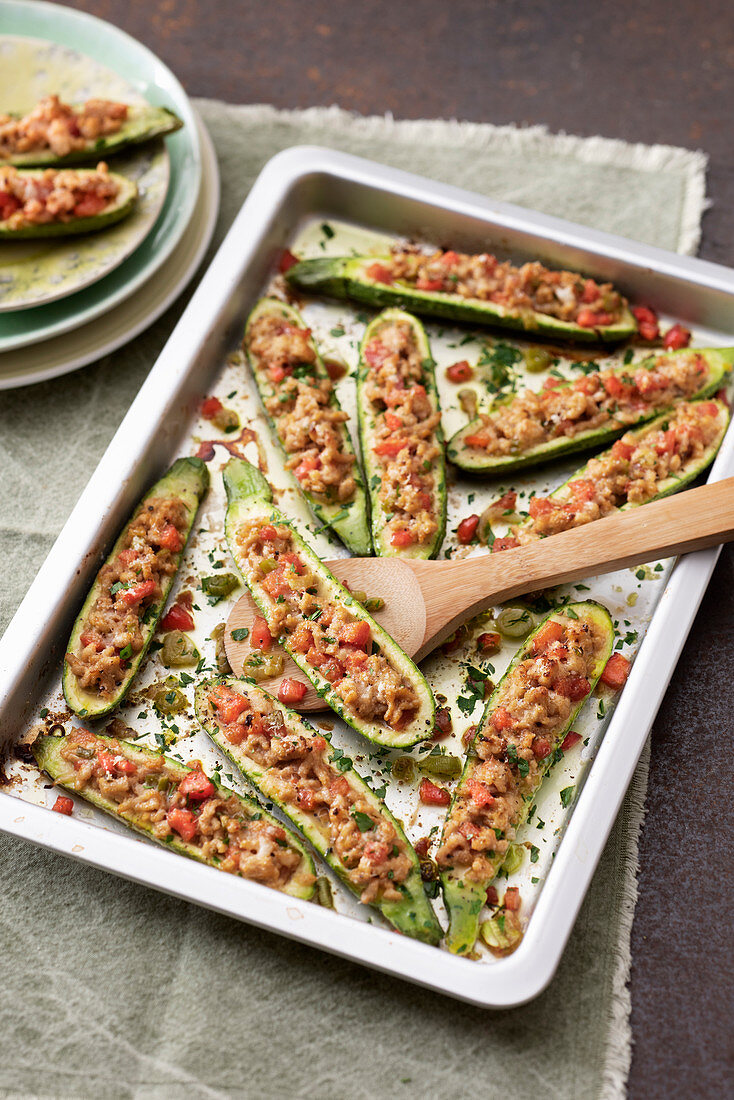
(231, 628, 250, 641)
(351, 810, 374, 833)
(560, 786, 575, 807)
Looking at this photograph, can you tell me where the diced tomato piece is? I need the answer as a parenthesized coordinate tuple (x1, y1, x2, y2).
(223, 722, 245, 745)
(555, 675, 591, 701)
(414, 836, 431, 858)
(445, 360, 474, 383)
(486, 885, 499, 906)
(611, 439, 635, 461)
(290, 625, 314, 653)
(466, 778, 496, 808)
(663, 323, 692, 351)
(543, 376, 563, 390)
(573, 375, 598, 395)
(74, 194, 107, 218)
(179, 770, 216, 801)
(97, 751, 135, 776)
(416, 277, 444, 291)
(278, 248, 299, 273)
(531, 619, 565, 654)
(477, 631, 501, 654)
(442, 250, 460, 267)
(528, 496, 554, 520)
(311, 736, 328, 753)
(634, 368, 666, 394)
(390, 527, 414, 548)
(279, 678, 308, 705)
(492, 706, 513, 731)
(209, 684, 248, 724)
(251, 616, 273, 651)
(384, 411, 403, 431)
(699, 401, 720, 417)
(373, 437, 408, 457)
(366, 262, 393, 285)
(201, 396, 223, 419)
(319, 658, 344, 684)
(270, 364, 292, 384)
(603, 374, 629, 399)
(568, 478, 596, 504)
(581, 279, 600, 303)
(52, 795, 74, 815)
(337, 620, 372, 649)
(601, 652, 631, 689)
(341, 646, 369, 668)
(533, 737, 551, 759)
(294, 455, 321, 480)
(364, 340, 389, 368)
(363, 840, 390, 863)
(491, 536, 520, 553)
(330, 775, 350, 797)
(457, 514, 480, 544)
(632, 305, 660, 341)
(296, 787, 318, 811)
(167, 808, 197, 843)
(577, 308, 613, 328)
(464, 433, 490, 449)
(258, 525, 278, 542)
(561, 730, 583, 752)
(419, 778, 450, 806)
(160, 602, 195, 632)
(458, 821, 481, 839)
(655, 429, 678, 456)
(261, 568, 292, 599)
(504, 886, 521, 911)
(0, 190, 20, 220)
(119, 580, 156, 606)
(280, 553, 305, 576)
(79, 630, 104, 650)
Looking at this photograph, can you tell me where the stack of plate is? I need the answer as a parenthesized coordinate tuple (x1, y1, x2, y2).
(0, 1, 220, 389)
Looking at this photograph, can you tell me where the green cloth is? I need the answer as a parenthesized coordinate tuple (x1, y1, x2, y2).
(0, 102, 707, 1099)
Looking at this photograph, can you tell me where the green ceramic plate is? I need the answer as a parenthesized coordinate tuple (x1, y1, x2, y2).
(0, 1, 201, 347)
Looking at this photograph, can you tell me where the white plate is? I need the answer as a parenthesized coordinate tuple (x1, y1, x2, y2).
(0, 113, 218, 389)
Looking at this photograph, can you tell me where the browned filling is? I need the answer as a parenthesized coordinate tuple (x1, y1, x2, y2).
(0, 95, 128, 159)
(369, 247, 626, 327)
(207, 684, 412, 903)
(0, 162, 120, 226)
(246, 313, 357, 502)
(235, 521, 420, 730)
(462, 351, 711, 457)
(436, 614, 606, 883)
(66, 497, 189, 698)
(59, 728, 307, 889)
(363, 319, 442, 549)
(494, 400, 724, 552)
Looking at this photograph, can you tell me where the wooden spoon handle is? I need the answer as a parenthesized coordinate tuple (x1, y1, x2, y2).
(410, 476, 734, 659)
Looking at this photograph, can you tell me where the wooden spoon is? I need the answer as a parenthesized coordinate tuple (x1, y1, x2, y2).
(225, 476, 734, 710)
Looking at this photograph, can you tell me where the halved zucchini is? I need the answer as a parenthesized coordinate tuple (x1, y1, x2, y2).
(438, 601, 614, 955)
(243, 297, 371, 556)
(357, 308, 446, 559)
(63, 457, 209, 720)
(3, 104, 182, 167)
(0, 168, 137, 238)
(285, 255, 637, 344)
(222, 457, 435, 748)
(194, 677, 443, 943)
(448, 347, 733, 475)
(33, 732, 315, 899)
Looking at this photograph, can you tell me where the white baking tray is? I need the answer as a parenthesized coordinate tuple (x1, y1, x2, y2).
(2, 146, 734, 1008)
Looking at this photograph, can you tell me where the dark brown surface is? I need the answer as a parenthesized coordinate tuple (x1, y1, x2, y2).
(58, 2, 734, 1095)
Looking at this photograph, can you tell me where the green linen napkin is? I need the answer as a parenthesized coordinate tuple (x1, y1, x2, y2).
(0, 102, 707, 1099)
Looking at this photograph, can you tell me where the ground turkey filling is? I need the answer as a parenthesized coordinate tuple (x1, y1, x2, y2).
(0, 162, 120, 227)
(462, 351, 712, 458)
(58, 728, 306, 890)
(436, 613, 605, 883)
(368, 248, 626, 328)
(208, 684, 412, 903)
(494, 400, 724, 551)
(363, 320, 442, 549)
(66, 496, 190, 698)
(236, 521, 420, 729)
(0, 95, 128, 160)
(247, 313, 357, 502)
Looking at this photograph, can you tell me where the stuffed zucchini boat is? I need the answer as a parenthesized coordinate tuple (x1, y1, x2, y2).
(243, 297, 371, 556)
(0, 95, 182, 167)
(357, 308, 446, 558)
(490, 399, 730, 552)
(437, 602, 614, 955)
(195, 678, 443, 942)
(63, 457, 209, 720)
(286, 250, 636, 343)
(223, 458, 435, 748)
(448, 347, 732, 474)
(0, 163, 137, 238)
(33, 728, 315, 898)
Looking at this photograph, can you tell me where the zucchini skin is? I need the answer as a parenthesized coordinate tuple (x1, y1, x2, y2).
(62, 457, 209, 720)
(243, 297, 371, 556)
(32, 733, 315, 899)
(448, 347, 733, 475)
(0, 170, 137, 238)
(194, 677, 443, 944)
(440, 602, 614, 955)
(357, 308, 447, 559)
(222, 457, 436, 749)
(3, 105, 182, 168)
(286, 256, 637, 344)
